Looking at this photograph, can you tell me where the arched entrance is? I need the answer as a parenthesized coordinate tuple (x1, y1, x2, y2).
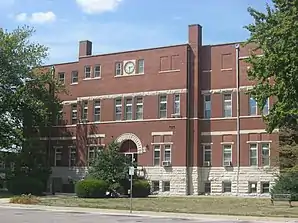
(119, 139, 138, 165)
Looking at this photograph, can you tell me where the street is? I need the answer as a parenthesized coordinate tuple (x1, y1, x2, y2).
(0, 207, 296, 223)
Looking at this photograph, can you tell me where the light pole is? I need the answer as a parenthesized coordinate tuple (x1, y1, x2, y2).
(235, 44, 240, 196)
(49, 65, 55, 194)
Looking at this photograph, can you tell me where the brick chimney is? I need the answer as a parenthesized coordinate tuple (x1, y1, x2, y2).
(79, 40, 92, 58)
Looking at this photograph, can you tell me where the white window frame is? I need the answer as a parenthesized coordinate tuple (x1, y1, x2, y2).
(159, 95, 167, 118)
(162, 181, 170, 192)
(71, 71, 78, 84)
(261, 143, 270, 166)
(58, 72, 65, 84)
(54, 146, 62, 167)
(153, 145, 160, 166)
(223, 144, 232, 164)
(94, 100, 101, 122)
(68, 146, 76, 167)
(115, 62, 122, 76)
(115, 98, 122, 120)
(135, 97, 143, 120)
(151, 180, 160, 192)
(204, 181, 211, 193)
(71, 104, 77, 124)
(262, 98, 269, 115)
(88, 146, 99, 166)
(249, 97, 257, 116)
(222, 181, 232, 193)
(125, 98, 133, 120)
(56, 109, 63, 125)
(173, 94, 180, 115)
(164, 144, 171, 162)
(223, 93, 232, 117)
(249, 143, 258, 166)
(203, 144, 212, 164)
(137, 59, 144, 74)
(204, 94, 211, 118)
(94, 65, 101, 78)
(261, 181, 270, 193)
(84, 66, 91, 79)
(82, 101, 88, 121)
(248, 181, 257, 193)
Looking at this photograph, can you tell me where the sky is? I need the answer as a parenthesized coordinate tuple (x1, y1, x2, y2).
(0, 0, 272, 64)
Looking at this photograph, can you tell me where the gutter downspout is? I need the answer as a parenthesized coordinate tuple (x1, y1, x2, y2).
(235, 44, 240, 196)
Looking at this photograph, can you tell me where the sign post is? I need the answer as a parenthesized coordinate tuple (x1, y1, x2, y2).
(128, 166, 134, 213)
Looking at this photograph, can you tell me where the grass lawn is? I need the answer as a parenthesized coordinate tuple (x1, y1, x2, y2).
(39, 196, 298, 218)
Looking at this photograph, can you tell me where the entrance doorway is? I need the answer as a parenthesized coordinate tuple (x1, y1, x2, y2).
(119, 140, 138, 165)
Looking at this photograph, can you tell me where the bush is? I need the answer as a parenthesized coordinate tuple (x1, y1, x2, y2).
(75, 179, 108, 198)
(7, 177, 44, 196)
(271, 169, 298, 201)
(132, 179, 151, 198)
(10, 194, 40, 204)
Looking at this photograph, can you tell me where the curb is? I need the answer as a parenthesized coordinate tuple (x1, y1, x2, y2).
(0, 203, 297, 222)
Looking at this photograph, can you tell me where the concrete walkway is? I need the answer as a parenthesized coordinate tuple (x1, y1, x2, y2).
(0, 198, 297, 223)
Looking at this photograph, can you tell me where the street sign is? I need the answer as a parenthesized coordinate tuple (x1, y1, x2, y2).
(129, 166, 135, 176)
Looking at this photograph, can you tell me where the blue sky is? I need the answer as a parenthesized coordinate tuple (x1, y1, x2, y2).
(0, 0, 271, 64)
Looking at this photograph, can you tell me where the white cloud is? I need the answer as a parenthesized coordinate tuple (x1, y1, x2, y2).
(76, 0, 123, 14)
(15, 11, 56, 24)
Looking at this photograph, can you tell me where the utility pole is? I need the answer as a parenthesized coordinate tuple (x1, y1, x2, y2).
(235, 44, 240, 196)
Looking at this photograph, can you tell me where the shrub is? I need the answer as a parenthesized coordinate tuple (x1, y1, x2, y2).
(7, 177, 44, 196)
(271, 169, 298, 201)
(132, 179, 151, 198)
(75, 179, 108, 198)
(10, 194, 40, 204)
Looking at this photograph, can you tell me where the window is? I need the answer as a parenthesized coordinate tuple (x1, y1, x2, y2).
(137, 59, 144, 74)
(71, 71, 78, 84)
(115, 98, 122, 120)
(223, 145, 232, 165)
(56, 110, 63, 125)
(204, 94, 211, 118)
(203, 144, 212, 165)
(71, 104, 77, 124)
(173, 94, 180, 115)
(248, 182, 257, 193)
(94, 100, 101, 122)
(58, 72, 65, 84)
(153, 145, 160, 166)
(159, 95, 167, 118)
(94, 65, 101, 78)
(261, 143, 270, 166)
(162, 181, 170, 192)
(84, 66, 91, 78)
(135, 97, 143, 120)
(249, 143, 258, 166)
(223, 94, 232, 117)
(115, 62, 122, 76)
(54, 147, 62, 166)
(152, 181, 159, 192)
(82, 101, 88, 121)
(222, 181, 232, 193)
(125, 98, 133, 120)
(69, 147, 76, 167)
(263, 99, 269, 115)
(164, 145, 171, 162)
(88, 146, 98, 166)
(261, 182, 270, 193)
(249, 97, 257, 116)
(204, 182, 211, 193)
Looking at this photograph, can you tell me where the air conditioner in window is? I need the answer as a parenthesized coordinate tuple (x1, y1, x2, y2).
(162, 161, 171, 167)
(223, 161, 232, 167)
(203, 161, 211, 167)
(171, 113, 181, 118)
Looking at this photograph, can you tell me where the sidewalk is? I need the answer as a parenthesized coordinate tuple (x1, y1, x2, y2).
(0, 199, 297, 222)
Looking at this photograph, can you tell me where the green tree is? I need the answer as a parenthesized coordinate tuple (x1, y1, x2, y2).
(244, 0, 298, 133)
(88, 141, 131, 193)
(0, 26, 63, 188)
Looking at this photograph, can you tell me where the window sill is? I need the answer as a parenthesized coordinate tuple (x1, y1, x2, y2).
(158, 69, 180, 74)
(114, 73, 144, 78)
(70, 82, 78, 85)
(221, 68, 233, 71)
(83, 77, 101, 81)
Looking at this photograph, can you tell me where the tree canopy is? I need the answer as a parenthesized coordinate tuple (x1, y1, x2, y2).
(244, 0, 298, 133)
(0, 26, 62, 151)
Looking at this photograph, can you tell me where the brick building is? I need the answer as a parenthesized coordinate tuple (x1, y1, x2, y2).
(45, 24, 279, 196)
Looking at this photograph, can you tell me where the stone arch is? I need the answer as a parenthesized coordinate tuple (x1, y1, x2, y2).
(116, 133, 143, 154)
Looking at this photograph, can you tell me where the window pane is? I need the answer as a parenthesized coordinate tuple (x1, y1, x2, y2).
(249, 97, 257, 115)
